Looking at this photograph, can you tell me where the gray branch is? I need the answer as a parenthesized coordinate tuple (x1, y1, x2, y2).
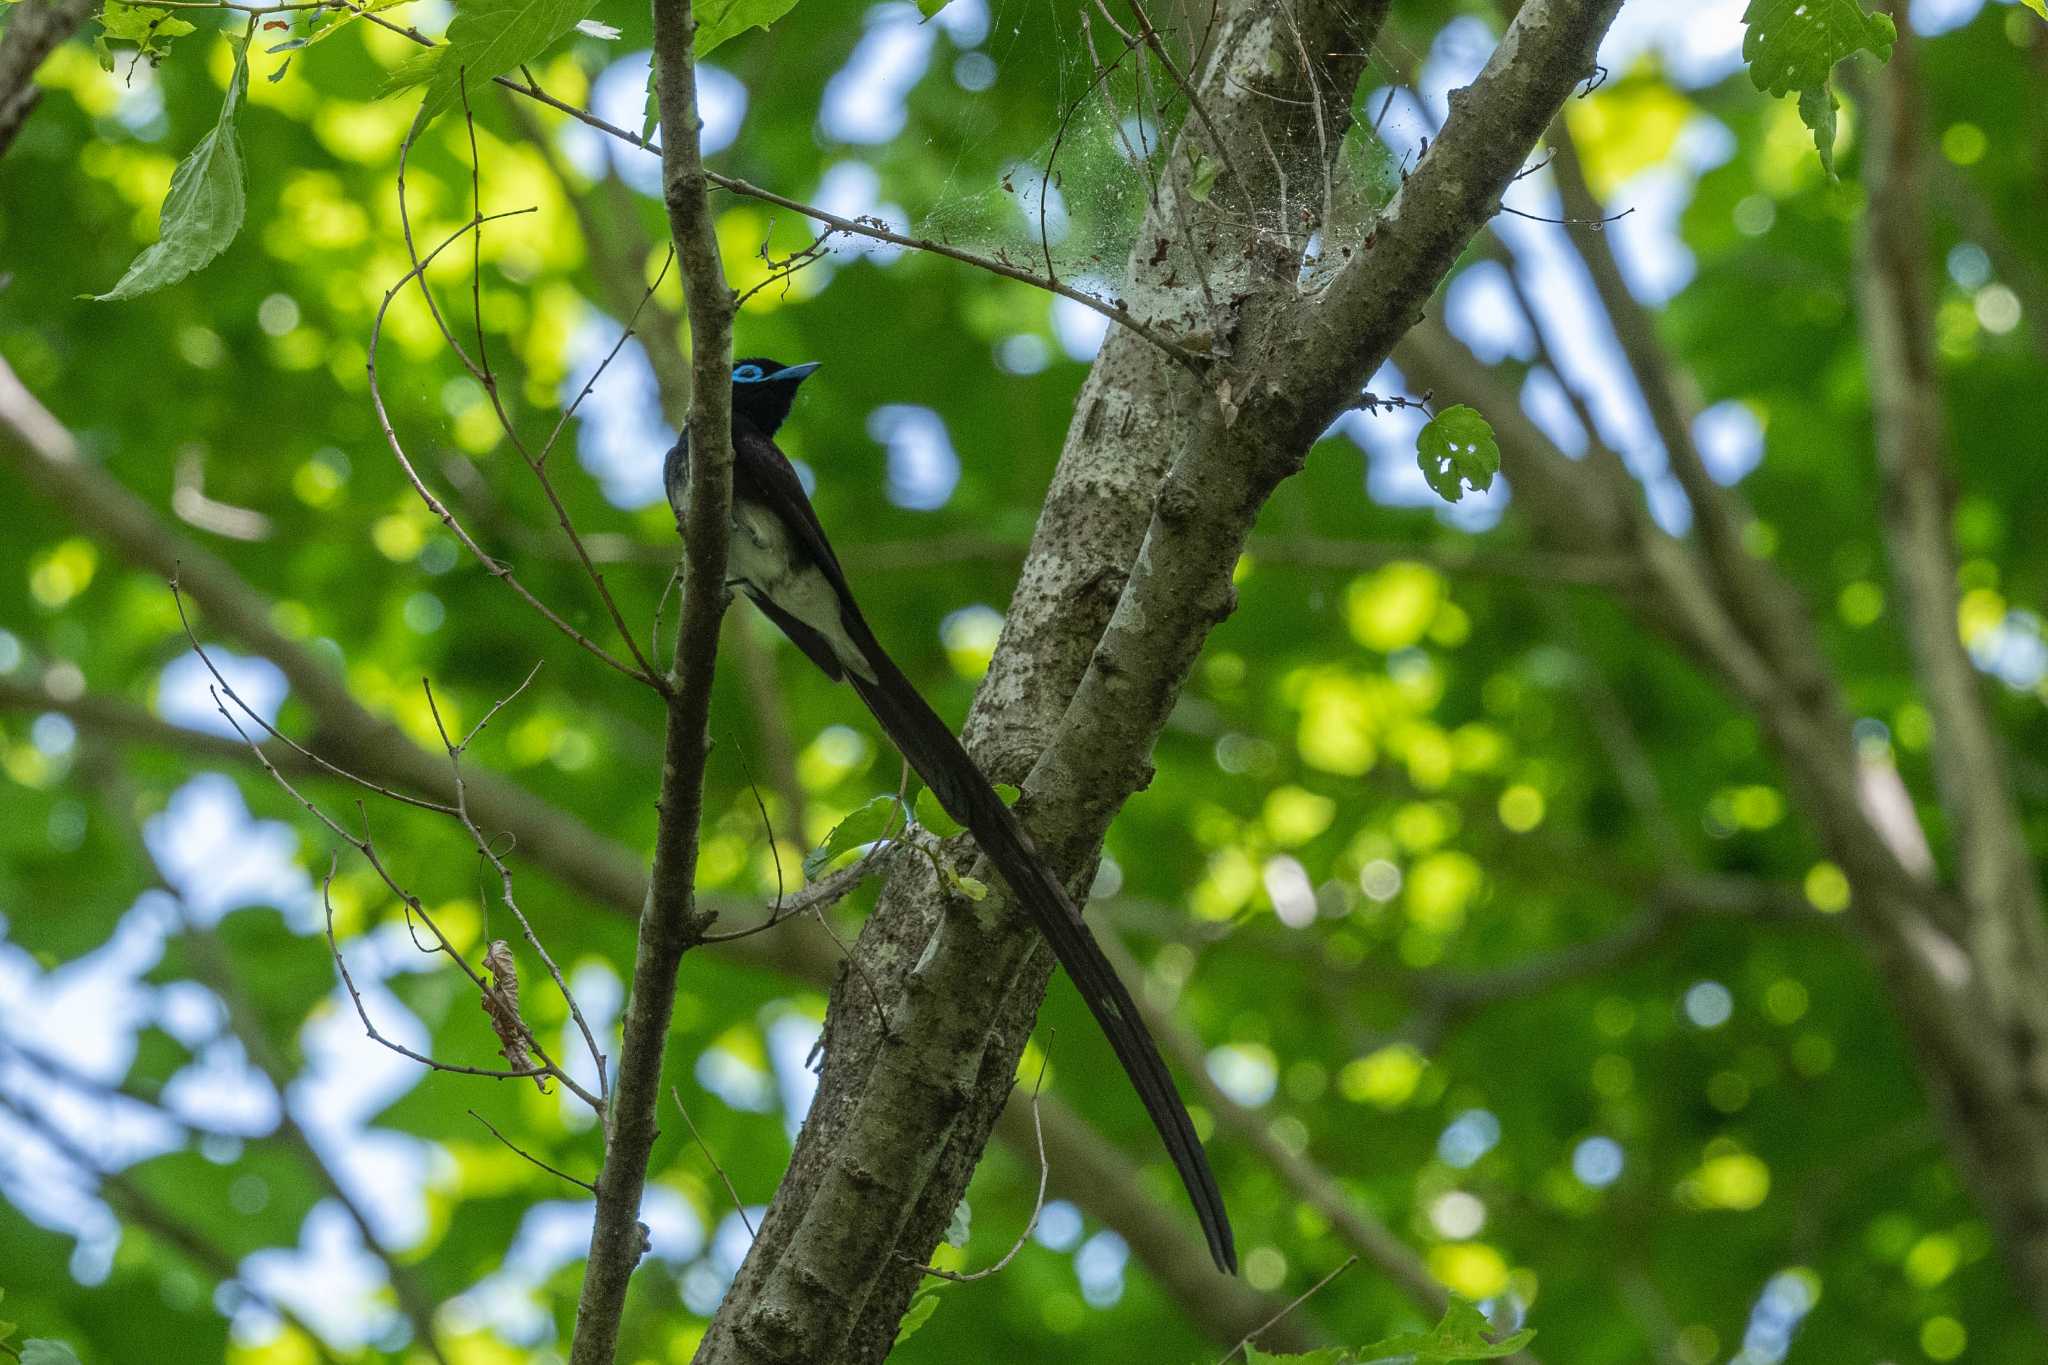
(566, 0, 738, 1358)
(0, 0, 94, 158)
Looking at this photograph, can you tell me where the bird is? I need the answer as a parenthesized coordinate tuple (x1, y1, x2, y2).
(665, 356, 1236, 1275)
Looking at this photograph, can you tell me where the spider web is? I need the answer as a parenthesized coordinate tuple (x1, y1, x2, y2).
(872, 0, 1437, 306)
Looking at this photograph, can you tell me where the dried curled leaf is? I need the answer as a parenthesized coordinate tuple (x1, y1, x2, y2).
(481, 939, 549, 1093)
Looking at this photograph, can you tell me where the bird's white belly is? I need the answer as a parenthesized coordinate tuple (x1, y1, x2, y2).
(729, 501, 875, 682)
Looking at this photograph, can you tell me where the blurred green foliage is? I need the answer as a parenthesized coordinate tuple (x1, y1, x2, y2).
(3, 0, 2047, 1362)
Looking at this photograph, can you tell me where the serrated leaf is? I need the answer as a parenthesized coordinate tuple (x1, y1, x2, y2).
(695, 0, 800, 56)
(98, 2, 197, 59)
(1798, 83, 1840, 178)
(802, 795, 902, 879)
(635, 0, 799, 143)
(1741, 0, 1895, 97)
(377, 46, 443, 97)
(1354, 1296, 1535, 1362)
(92, 35, 248, 301)
(410, 0, 599, 133)
(914, 787, 964, 838)
(23, 1341, 86, 1365)
(892, 1291, 942, 1347)
(1415, 404, 1499, 503)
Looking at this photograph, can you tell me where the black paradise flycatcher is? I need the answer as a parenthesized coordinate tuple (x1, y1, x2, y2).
(664, 357, 1236, 1275)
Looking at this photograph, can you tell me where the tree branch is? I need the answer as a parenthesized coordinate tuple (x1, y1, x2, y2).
(0, 0, 94, 158)
(692, 2, 1630, 1360)
(567, 0, 737, 1356)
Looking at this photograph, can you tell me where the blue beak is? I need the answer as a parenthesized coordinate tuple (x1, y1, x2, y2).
(769, 362, 821, 383)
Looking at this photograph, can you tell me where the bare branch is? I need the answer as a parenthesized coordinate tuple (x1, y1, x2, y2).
(0, 0, 96, 157)
(568, 0, 739, 1354)
(469, 1109, 599, 1194)
(1216, 1255, 1359, 1365)
(425, 672, 611, 1099)
(672, 1087, 756, 1237)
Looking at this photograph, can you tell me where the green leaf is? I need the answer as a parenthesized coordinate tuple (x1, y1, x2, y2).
(694, 0, 800, 57)
(915, 0, 952, 15)
(1187, 152, 1221, 202)
(1353, 1296, 1535, 1362)
(893, 1291, 942, 1347)
(2021, 0, 2046, 19)
(92, 35, 248, 301)
(949, 872, 989, 901)
(1798, 83, 1840, 178)
(1244, 1350, 1352, 1365)
(23, 1341, 86, 1365)
(642, 55, 660, 140)
(1740, 0, 1895, 97)
(992, 783, 1021, 807)
(1415, 404, 1499, 503)
(802, 795, 902, 879)
(409, 0, 600, 132)
(635, 0, 798, 141)
(287, 0, 415, 50)
(914, 787, 964, 838)
(377, 47, 443, 98)
(945, 1197, 971, 1247)
(97, 2, 197, 62)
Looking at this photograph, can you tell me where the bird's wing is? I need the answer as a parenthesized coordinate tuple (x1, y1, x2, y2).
(732, 423, 860, 603)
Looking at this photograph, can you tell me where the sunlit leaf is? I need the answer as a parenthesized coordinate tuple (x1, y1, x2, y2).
(893, 1291, 942, 1347)
(1351, 1296, 1535, 1361)
(802, 794, 903, 878)
(409, 0, 600, 132)
(96, 2, 197, 64)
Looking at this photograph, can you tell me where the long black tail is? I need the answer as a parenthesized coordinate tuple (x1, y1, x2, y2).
(844, 625, 1236, 1275)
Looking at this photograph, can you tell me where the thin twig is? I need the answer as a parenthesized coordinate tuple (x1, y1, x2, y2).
(1215, 1255, 1360, 1364)
(907, 1042, 1054, 1283)
(364, 203, 652, 687)
(392, 98, 668, 690)
(425, 671, 611, 1100)
(672, 1086, 755, 1237)
(469, 1108, 599, 1193)
(169, 576, 456, 813)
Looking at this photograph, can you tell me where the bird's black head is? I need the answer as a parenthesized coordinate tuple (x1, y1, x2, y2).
(730, 356, 819, 436)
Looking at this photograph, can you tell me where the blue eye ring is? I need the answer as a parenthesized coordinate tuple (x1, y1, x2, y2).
(733, 363, 765, 382)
